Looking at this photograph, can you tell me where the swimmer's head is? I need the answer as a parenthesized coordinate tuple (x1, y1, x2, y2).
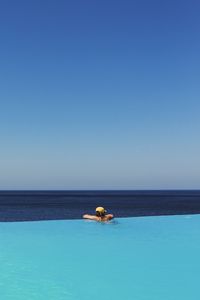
(95, 207, 107, 217)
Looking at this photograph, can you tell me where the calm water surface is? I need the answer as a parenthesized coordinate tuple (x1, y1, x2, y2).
(0, 214, 199, 300)
(0, 190, 200, 221)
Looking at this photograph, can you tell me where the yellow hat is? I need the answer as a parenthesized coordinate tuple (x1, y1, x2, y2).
(95, 207, 107, 214)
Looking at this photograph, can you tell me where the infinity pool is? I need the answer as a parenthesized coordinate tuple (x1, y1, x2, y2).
(0, 214, 199, 300)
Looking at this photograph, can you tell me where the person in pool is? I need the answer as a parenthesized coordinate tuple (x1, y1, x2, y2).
(83, 207, 114, 222)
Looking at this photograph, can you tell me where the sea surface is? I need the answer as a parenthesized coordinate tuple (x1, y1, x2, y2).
(0, 190, 200, 222)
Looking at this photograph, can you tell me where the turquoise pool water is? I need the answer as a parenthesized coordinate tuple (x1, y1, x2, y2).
(0, 214, 199, 300)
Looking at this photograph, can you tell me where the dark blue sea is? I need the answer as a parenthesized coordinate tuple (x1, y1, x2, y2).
(0, 190, 200, 221)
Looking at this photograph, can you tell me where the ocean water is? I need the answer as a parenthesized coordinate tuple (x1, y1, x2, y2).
(0, 190, 200, 221)
(0, 214, 199, 300)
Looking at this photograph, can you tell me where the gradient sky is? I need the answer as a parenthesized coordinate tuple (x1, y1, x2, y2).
(0, 0, 200, 189)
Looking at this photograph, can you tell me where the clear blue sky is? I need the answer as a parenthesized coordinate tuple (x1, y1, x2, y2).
(0, 0, 200, 189)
